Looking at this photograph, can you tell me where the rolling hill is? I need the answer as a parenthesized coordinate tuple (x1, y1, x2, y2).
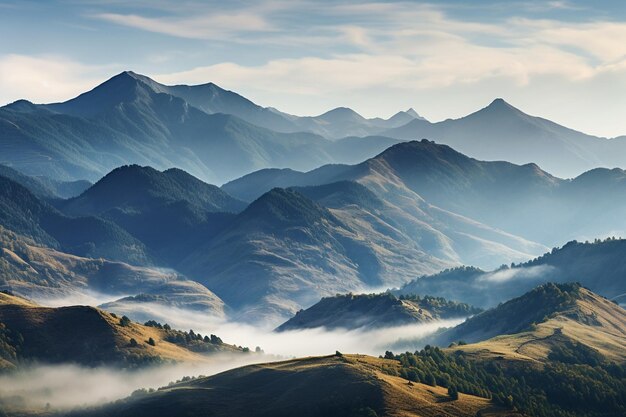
(68, 354, 516, 417)
(276, 293, 481, 331)
(0, 292, 241, 369)
(436, 283, 626, 363)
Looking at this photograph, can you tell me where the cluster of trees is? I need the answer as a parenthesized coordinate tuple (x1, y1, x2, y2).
(143, 321, 225, 352)
(164, 328, 223, 348)
(397, 294, 482, 317)
(382, 344, 626, 417)
(0, 322, 21, 363)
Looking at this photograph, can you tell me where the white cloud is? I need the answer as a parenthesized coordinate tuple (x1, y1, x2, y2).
(0, 54, 112, 105)
(94, 11, 273, 40)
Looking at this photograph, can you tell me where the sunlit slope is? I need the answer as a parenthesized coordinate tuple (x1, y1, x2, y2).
(76, 355, 518, 417)
(439, 283, 626, 363)
(0, 226, 225, 319)
(0, 293, 239, 368)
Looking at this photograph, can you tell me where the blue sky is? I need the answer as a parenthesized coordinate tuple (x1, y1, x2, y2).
(1, 0, 626, 136)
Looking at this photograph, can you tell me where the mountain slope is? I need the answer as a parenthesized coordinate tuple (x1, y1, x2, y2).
(0, 225, 225, 321)
(224, 139, 626, 248)
(223, 142, 551, 268)
(437, 283, 626, 363)
(381, 98, 626, 178)
(63, 164, 245, 215)
(60, 165, 245, 264)
(73, 355, 513, 417)
(0, 164, 90, 199)
(0, 175, 150, 264)
(276, 293, 481, 331)
(181, 188, 451, 323)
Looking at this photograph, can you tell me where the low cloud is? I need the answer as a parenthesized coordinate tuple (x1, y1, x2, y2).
(478, 264, 556, 284)
(0, 354, 262, 411)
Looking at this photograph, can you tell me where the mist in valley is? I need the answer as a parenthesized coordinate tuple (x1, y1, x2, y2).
(0, 293, 464, 412)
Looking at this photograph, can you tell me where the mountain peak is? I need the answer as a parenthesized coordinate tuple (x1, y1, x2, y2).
(241, 188, 334, 227)
(484, 97, 519, 113)
(317, 107, 365, 123)
(404, 107, 426, 120)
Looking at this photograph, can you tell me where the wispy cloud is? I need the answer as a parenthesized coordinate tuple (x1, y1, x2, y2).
(94, 11, 274, 40)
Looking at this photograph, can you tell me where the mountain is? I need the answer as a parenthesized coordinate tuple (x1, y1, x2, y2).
(0, 72, 412, 184)
(381, 98, 626, 178)
(397, 238, 626, 309)
(78, 72, 424, 138)
(224, 141, 552, 269)
(0, 174, 150, 264)
(71, 354, 514, 417)
(63, 164, 245, 215)
(436, 283, 626, 363)
(224, 139, 626, 248)
(60, 165, 245, 264)
(0, 225, 225, 321)
(276, 293, 481, 331)
(0, 292, 241, 369)
(180, 187, 451, 323)
(287, 107, 423, 139)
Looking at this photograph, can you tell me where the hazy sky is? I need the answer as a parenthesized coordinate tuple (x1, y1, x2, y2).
(1, 0, 626, 137)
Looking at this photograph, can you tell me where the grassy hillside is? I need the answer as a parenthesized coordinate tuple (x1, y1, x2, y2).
(440, 283, 626, 363)
(0, 292, 241, 369)
(0, 226, 225, 321)
(67, 354, 516, 417)
(375, 285, 626, 417)
(276, 293, 481, 331)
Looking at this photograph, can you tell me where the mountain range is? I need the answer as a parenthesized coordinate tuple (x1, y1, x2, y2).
(4, 138, 626, 323)
(225, 139, 626, 248)
(3, 71, 626, 187)
(0, 72, 403, 184)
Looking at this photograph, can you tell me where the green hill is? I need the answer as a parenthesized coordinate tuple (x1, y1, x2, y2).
(276, 293, 481, 331)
